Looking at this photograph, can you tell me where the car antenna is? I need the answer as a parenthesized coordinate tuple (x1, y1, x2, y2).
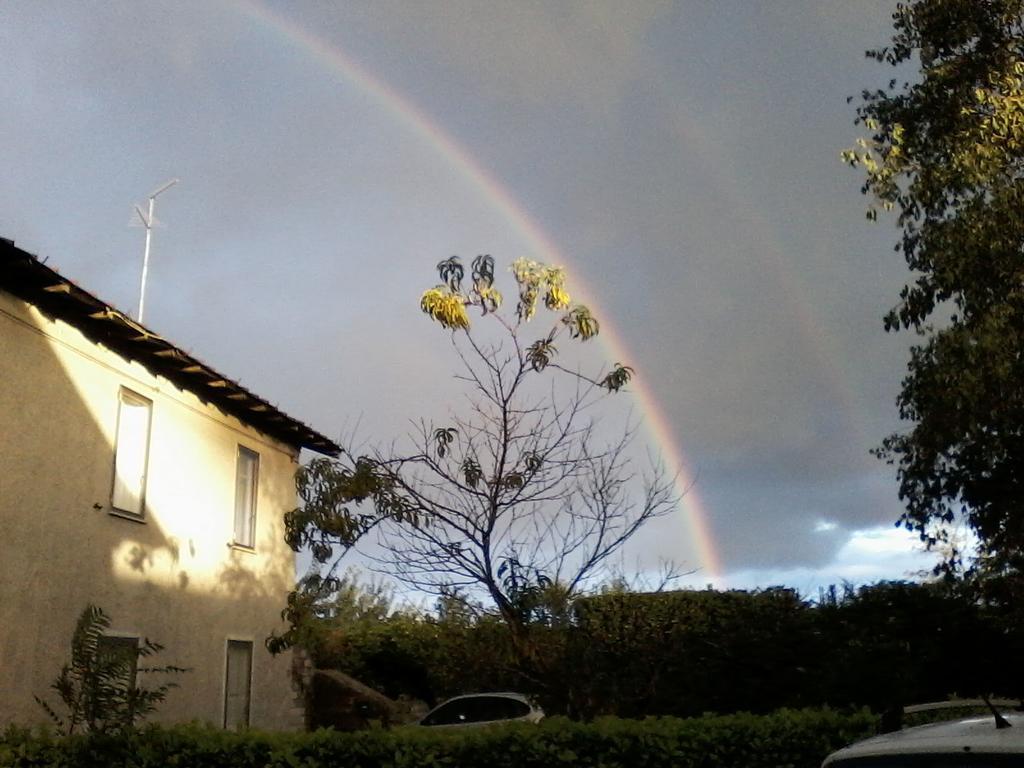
(981, 694, 1012, 729)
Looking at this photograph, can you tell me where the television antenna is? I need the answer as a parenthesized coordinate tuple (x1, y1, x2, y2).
(133, 178, 178, 323)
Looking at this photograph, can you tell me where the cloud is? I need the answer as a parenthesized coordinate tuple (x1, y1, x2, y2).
(2, 0, 926, 585)
(687, 524, 941, 594)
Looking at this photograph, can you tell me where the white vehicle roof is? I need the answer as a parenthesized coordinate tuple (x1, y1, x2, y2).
(824, 714, 1024, 766)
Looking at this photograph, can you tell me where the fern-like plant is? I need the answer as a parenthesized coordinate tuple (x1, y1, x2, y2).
(35, 604, 187, 734)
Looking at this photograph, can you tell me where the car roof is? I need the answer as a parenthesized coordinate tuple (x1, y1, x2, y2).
(439, 692, 531, 702)
(824, 714, 1024, 764)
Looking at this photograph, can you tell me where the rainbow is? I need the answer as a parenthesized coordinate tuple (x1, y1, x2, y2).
(228, 0, 723, 579)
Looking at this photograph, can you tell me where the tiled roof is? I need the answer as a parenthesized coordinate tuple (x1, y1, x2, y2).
(1, 238, 340, 456)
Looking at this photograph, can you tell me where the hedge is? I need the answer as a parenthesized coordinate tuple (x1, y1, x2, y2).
(0, 707, 877, 768)
(311, 582, 1019, 718)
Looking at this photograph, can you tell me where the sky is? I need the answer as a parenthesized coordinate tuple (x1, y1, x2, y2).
(1, 1, 942, 595)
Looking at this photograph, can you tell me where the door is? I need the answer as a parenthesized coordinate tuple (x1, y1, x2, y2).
(223, 640, 252, 729)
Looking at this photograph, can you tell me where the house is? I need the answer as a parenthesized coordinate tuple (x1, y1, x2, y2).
(0, 238, 340, 730)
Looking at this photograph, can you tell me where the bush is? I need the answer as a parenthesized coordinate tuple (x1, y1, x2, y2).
(34, 605, 187, 735)
(309, 581, 1021, 718)
(0, 708, 877, 768)
(313, 611, 525, 706)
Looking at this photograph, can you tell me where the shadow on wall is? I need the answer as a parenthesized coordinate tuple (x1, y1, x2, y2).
(0, 296, 299, 728)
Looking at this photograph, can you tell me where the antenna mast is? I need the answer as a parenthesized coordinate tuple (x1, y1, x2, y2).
(134, 178, 178, 323)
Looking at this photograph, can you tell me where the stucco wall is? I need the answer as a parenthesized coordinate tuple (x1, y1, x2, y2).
(0, 290, 306, 730)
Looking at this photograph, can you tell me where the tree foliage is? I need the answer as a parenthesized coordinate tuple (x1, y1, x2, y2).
(308, 579, 1019, 719)
(845, 0, 1024, 583)
(35, 605, 186, 735)
(275, 256, 678, 664)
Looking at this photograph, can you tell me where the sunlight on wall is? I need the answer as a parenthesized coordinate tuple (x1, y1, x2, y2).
(28, 300, 296, 594)
(1, 293, 304, 728)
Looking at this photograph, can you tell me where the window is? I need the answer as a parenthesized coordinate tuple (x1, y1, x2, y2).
(111, 389, 152, 516)
(420, 695, 531, 726)
(223, 639, 252, 730)
(98, 635, 139, 689)
(233, 447, 259, 548)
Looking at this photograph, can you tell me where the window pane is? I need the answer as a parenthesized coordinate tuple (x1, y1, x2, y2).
(98, 635, 138, 689)
(224, 640, 252, 730)
(421, 696, 529, 726)
(464, 696, 529, 722)
(422, 700, 468, 726)
(485, 696, 530, 720)
(112, 391, 151, 515)
(233, 447, 258, 547)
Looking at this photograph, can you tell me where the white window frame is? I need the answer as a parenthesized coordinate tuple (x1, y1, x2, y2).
(110, 388, 152, 519)
(233, 446, 259, 549)
(222, 638, 254, 730)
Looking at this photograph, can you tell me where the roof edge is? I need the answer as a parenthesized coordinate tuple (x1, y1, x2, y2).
(1, 238, 340, 456)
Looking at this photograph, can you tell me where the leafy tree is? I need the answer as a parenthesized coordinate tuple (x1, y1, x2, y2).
(305, 577, 1024, 718)
(35, 605, 186, 734)
(811, 581, 995, 709)
(315, 570, 398, 627)
(276, 256, 678, 668)
(844, 0, 1024, 586)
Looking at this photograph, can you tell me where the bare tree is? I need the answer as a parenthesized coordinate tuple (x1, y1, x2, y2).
(276, 256, 679, 658)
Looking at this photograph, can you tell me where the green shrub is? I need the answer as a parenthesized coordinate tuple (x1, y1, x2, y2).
(309, 581, 1020, 718)
(0, 708, 877, 768)
(34, 605, 187, 735)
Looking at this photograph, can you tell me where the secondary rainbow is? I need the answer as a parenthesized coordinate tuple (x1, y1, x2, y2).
(229, 0, 723, 579)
